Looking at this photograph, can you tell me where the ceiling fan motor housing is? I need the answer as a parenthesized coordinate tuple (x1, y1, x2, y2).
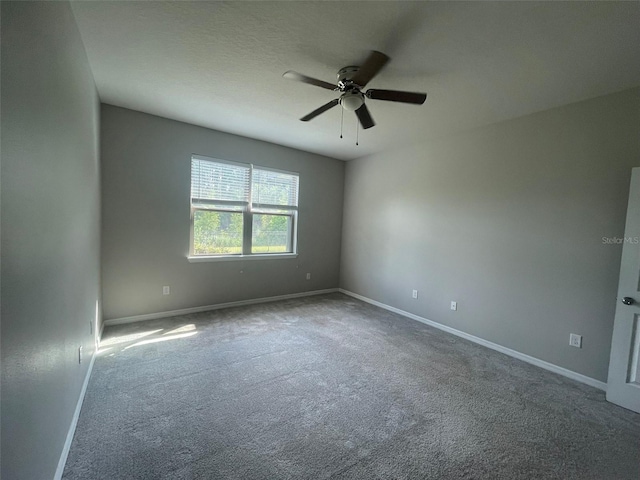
(337, 66, 360, 84)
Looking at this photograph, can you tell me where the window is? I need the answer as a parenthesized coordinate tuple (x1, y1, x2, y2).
(190, 155, 299, 259)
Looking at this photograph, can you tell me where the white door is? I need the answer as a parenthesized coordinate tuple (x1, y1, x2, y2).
(607, 168, 640, 413)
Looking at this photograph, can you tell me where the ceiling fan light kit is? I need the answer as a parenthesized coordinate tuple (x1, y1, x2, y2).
(283, 51, 427, 144)
(340, 92, 364, 111)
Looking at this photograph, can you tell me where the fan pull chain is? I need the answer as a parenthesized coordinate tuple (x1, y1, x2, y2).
(340, 107, 344, 139)
(356, 117, 359, 146)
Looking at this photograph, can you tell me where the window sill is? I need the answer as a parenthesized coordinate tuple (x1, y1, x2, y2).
(187, 253, 298, 263)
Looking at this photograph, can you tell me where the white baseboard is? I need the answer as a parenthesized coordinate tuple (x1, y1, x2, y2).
(338, 289, 607, 391)
(104, 288, 340, 327)
(54, 349, 96, 480)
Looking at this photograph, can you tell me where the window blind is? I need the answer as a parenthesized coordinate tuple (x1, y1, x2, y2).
(252, 168, 299, 207)
(191, 158, 250, 203)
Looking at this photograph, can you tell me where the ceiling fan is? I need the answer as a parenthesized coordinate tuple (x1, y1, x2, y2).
(283, 51, 426, 130)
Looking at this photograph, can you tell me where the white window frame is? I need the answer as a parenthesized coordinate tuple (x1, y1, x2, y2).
(188, 155, 299, 262)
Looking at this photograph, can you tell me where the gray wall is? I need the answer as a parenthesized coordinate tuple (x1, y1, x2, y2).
(341, 88, 640, 383)
(1, 2, 101, 479)
(101, 105, 344, 320)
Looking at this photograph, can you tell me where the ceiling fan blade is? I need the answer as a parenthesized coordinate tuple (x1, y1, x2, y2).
(300, 99, 340, 122)
(283, 71, 336, 91)
(355, 104, 375, 129)
(350, 51, 390, 87)
(366, 89, 427, 104)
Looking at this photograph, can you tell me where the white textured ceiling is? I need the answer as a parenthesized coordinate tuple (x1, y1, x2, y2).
(70, 1, 640, 161)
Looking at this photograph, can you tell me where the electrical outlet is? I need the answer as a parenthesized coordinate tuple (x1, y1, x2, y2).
(450, 301, 457, 311)
(412, 289, 418, 299)
(163, 286, 170, 295)
(78, 346, 83, 364)
(306, 273, 311, 280)
(569, 333, 582, 348)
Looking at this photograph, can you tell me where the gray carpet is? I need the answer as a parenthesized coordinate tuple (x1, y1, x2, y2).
(63, 293, 640, 479)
